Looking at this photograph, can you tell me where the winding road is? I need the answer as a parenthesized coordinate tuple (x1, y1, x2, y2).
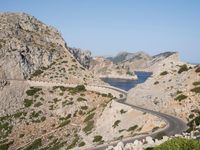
(89, 88, 188, 150)
(1, 79, 188, 150)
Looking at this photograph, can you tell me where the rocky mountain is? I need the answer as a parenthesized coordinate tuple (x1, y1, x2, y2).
(107, 51, 178, 72)
(107, 51, 151, 64)
(127, 53, 200, 130)
(68, 47, 91, 69)
(90, 57, 137, 80)
(0, 13, 162, 149)
(0, 12, 100, 84)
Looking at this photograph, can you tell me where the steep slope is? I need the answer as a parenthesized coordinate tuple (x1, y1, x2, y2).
(107, 51, 178, 72)
(0, 12, 99, 84)
(0, 13, 164, 149)
(127, 52, 200, 126)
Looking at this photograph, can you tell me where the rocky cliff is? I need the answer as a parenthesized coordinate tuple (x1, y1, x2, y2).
(0, 13, 161, 149)
(68, 47, 91, 69)
(107, 51, 178, 72)
(0, 12, 100, 84)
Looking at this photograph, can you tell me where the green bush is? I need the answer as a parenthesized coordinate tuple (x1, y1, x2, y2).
(160, 71, 168, 76)
(26, 87, 42, 96)
(83, 120, 94, 134)
(84, 113, 95, 122)
(93, 135, 102, 143)
(24, 99, 33, 107)
(31, 69, 43, 77)
(191, 87, 200, 93)
(188, 116, 200, 127)
(77, 97, 87, 102)
(58, 120, 71, 128)
(174, 94, 187, 101)
(193, 81, 200, 86)
(112, 120, 121, 128)
(153, 137, 200, 150)
(24, 138, 42, 150)
(69, 85, 86, 94)
(81, 106, 88, 110)
(78, 141, 85, 147)
(120, 109, 127, 114)
(127, 125, 138, 132)
(0, 141, 14, 150)
(178, 64, 189, 74)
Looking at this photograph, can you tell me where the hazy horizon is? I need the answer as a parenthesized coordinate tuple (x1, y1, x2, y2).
(1, 0, 200, 62)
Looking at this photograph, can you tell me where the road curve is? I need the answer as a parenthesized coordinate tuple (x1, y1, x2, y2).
(1, 79, 188, 150)
(89, 91, 188, 150)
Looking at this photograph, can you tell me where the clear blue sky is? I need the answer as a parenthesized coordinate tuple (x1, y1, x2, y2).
(1, 0, 200, 63)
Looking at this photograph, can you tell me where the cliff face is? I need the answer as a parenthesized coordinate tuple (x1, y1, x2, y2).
(0, 13, 100, 84)
(0, 13, 66, 79)
(68, 47, 91, 69)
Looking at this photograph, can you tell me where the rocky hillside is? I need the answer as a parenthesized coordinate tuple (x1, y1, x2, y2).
(127, 52, 200, 130)
(90, 57, 137, 80)
(0, 13, 164, 149)
(0, 12, 100, 84)
(107, 51, 177, 72)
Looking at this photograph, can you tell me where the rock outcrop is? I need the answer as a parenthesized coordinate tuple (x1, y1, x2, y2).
(90, 56, 137, 80)
(68, 47, 91, 69)
(0, 12, 100, 84)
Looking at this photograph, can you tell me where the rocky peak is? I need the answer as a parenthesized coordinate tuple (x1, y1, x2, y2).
(68, 47, 91, 68)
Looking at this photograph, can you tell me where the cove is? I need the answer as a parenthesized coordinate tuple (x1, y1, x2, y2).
(101, 71, 152, 91)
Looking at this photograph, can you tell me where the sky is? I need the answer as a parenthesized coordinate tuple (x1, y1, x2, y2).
(1, 0, 200, 63)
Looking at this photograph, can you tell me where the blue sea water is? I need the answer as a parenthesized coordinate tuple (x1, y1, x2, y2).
(101, 71, 152, 91)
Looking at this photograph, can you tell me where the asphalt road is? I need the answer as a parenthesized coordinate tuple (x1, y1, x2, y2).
(89, 93, 188, 150)
(1, 79, 188, 150)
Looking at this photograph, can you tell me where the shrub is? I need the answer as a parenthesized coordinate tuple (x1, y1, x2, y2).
(160, 71, 168, 76)
(188, 116, 200, 127)
(120, 109, 127, 114)
(191, 87, 200, 93)
(26, 87, 42, 96)
(81, 106, 88, 110)
(77, 97, 87, 102)
(58, 120, 71, 128)
(112, 120, 121, 128)
(69, 85, 86, 94)
(66, 136, 79, 149)
(24, 138, 42, 150)
(84, 113, 95, 122)
(31, 69, 43, 77)
(24, 99, 33, 107)
(154, 132, 167, 140)
(193, 81, 200, 86)
(0, 141, 14, 150)
(178, 64, 189, 74)
(34, 102, 43, 107)
(83, 120, 94, 133)
(195, 67, 200, 73)
(78, 141, 85, 147)
(174, 94, 187, 102)
(93, 135, 103, 143)
(153, 137, 200, 150)
(127, 125, 138, 132)
(154, 81, 159, 85)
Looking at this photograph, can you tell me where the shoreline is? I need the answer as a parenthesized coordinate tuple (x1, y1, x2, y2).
(99, 75, 138, 81)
